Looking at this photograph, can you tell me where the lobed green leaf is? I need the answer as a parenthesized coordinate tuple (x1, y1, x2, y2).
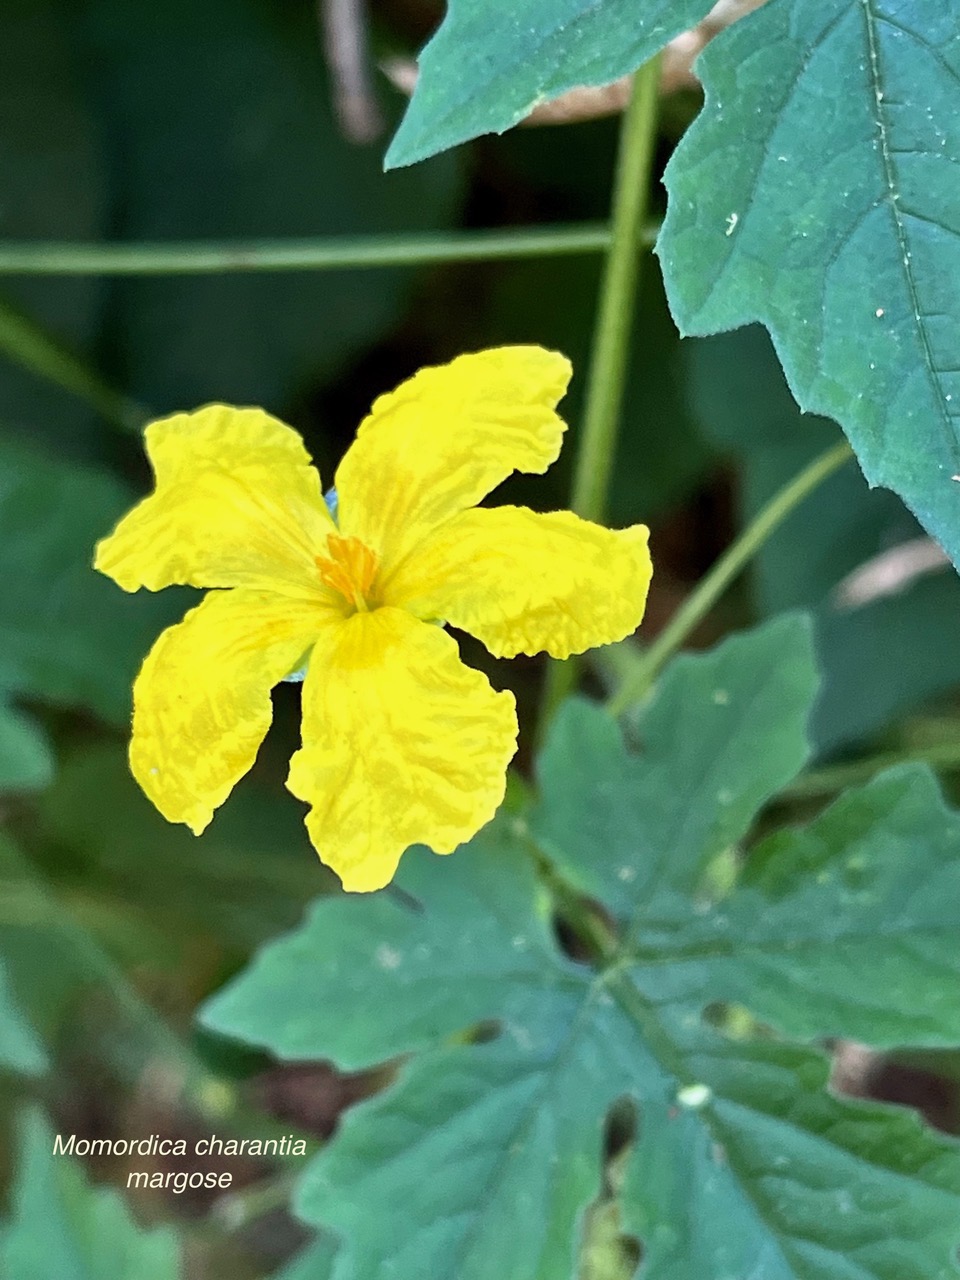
(532, 614, 817, 911)
(659, 0, 960, 570)
(633, 766, 960, 1048)
(202, 618, 960, 1279)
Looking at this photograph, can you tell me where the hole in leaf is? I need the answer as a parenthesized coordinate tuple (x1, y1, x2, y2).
(550, 894, 617, 967)
(831, 1041, 960, 1136)
(551, 912, 593, 965)
(605, 1094, 639, 1161)
(578, 1096, 643, 1278)
(621, 1234, 644, 1275)
(701, 1000, 728, 1029)
(463, 1019, 502, 1046)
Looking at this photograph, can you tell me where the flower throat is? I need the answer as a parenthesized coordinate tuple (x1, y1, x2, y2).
(316, 533, 379, 612)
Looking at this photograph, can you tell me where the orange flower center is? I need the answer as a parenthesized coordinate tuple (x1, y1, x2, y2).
(316, 533, 379, 612)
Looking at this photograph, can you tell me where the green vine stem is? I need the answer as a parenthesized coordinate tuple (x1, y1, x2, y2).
(569, 66, 661, 526)
(0, 224, 659, 434)
(0, 224, 657, 276)
(538, 58, 662, 735)
(0, 297, 145, 432)
(607, 439, 854, 715)
(781, 739, 960, 802)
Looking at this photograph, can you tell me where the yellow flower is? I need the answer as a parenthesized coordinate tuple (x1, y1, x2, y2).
(94, 347, 652, 891)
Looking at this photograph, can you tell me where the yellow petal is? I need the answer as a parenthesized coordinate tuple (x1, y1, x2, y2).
(383, 505, 653, 659)
(131, 588, 334, 835)
(95, 405, 334, 594)
(287, 607, 518, 892)
(334, 347, 572, 573)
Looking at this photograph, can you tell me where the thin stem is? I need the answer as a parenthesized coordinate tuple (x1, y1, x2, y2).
(0, 224, 657, 276)
(607, 440, 854, 715)
(572, 63, 660, 525)
(0, 225, 658, 432)
(781, 740, 960, 801)
(539, 58, 661, 734)
(0, 297, 145, 432)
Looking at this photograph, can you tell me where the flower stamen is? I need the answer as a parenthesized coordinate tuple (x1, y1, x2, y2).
(317, 533, 379, 612)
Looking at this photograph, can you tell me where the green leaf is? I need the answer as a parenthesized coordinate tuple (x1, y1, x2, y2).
(203, 821, 557, 1070)
(0, 702, 54, 793)
(202, 618, 960, 1279)
(203, 829, 656, 1280)
(0, 1108, 180, 1279)
(0, 961, 46, 1076)
(639, 765, 960, 1048)
(0, 437, 183, 724)
(658, 0, 960, 570)
(385, 0, 716, 169)
(622, 1034, 960, 1280)
(532, 614, 817, 912)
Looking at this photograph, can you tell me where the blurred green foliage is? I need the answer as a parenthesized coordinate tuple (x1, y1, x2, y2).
(0, 965, 46, 1077)
(1, 1110, 180, 1278)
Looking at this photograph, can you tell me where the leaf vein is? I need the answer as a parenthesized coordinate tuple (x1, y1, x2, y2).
(860, 0, 960, 466)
